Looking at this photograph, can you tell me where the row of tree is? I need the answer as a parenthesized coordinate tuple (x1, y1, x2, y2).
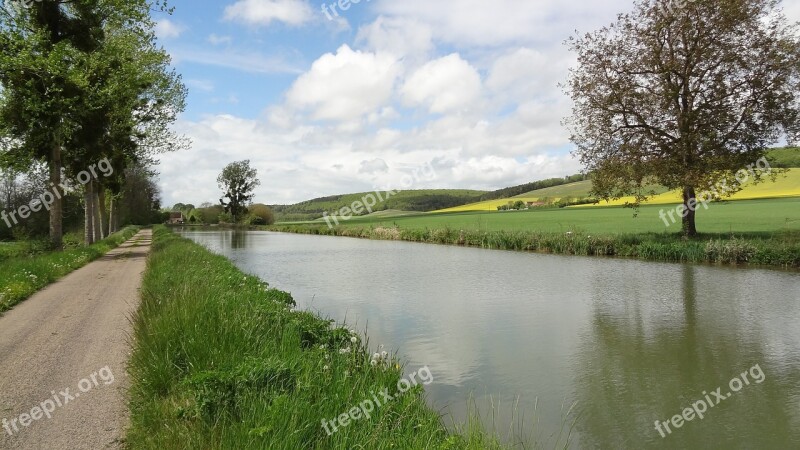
(0, 0, 187, 248)
(0, 163, 162, 239)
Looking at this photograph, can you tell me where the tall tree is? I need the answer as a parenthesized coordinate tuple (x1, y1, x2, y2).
(218, 160, 260, 223)
(565, 0, 800, 236)
(1, 0, 187, 245)
(0, 1, 102, 247)
(119, 164, 162, 226)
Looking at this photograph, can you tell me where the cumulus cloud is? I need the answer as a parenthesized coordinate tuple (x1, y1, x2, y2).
(401, 54, 482, 114)
(286, 45, 402, 121)
(356, 16, 434, 61)
(224, 0, 314, 27)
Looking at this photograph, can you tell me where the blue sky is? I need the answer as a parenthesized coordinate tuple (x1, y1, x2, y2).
(152, 0, 800, 207)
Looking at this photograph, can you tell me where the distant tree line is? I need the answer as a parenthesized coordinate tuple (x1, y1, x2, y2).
(479, 174, 588, 201)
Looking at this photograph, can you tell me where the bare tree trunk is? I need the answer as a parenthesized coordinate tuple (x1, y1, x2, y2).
(93, 181, 103, 242)
(49, 144, 63, 250)
(682, 186, 698, 237)
(84, 181, 94, 245)
(113, 197, 120, 233)
(107, 196, 115, 235)
(98, 188, 108, 238)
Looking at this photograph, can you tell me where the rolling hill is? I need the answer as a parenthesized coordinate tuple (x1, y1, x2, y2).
(274, 147, 800, 220)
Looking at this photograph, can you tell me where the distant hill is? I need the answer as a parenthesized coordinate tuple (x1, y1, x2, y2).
(274, 147, 800, 221)
(271, 189, 486, 222)
(479, 174, 587, 201)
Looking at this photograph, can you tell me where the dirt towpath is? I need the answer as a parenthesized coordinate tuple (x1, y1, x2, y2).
(0, 229, 152, 449)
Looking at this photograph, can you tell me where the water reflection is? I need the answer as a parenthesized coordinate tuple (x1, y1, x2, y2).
(176, 230, 800, 448)
(574, 264, 800, 448)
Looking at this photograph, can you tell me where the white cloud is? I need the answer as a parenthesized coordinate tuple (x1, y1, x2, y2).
(154, 19, 186, 39)
(376, 0, 632, 47)
(158, 114, 580, 206)
(487, 47, 564, 98)
(356, 16, 434, 61)
(286, 45, 402, 121)
(224, 0, 314, 27)
(207, 34, 233, 46)
(401, 54, 482, 114)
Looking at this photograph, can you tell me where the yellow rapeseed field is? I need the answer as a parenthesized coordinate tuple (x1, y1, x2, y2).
(436, 169, 800, 212)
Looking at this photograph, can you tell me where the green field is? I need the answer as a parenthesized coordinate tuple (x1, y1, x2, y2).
(307, 198, 800, 235)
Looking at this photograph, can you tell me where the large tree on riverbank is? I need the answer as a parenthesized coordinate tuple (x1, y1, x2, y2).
(565, 0, 800, 236)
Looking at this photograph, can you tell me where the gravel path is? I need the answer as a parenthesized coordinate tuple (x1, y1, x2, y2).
(0, 230, 152, 449)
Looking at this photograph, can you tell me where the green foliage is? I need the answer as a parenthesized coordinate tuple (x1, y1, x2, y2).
(218, 212, 233, 224)
(218, 160, 260, 222)
(767, 147, 800, 168)
(127, 227, 506, 449)
(0, 226, 140, 313)
(272, 190, 486, 221)
(195, 205, 223, 224)
(246, 204, 275, 226)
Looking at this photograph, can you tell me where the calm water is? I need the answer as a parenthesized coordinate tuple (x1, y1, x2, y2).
(177, 229, 800, 449)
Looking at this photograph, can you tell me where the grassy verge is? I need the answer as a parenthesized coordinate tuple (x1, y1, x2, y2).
(127, 226, 505, 449)
(0, 226, 141, 313)
(265, 224, 800, 268)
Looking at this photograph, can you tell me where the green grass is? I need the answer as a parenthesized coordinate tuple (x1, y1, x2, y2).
(0, 241, 34, 261)
(0, 226, 140, 313)
(266, 198, 800, 268)
(297, 198, 800, 235)
(127, 226, 507, 449)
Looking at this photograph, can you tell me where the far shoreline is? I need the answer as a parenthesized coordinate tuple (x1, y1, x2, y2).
(168, 223, 800, 270)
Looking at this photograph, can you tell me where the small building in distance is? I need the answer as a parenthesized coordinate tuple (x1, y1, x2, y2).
(167, 211, 185, 224)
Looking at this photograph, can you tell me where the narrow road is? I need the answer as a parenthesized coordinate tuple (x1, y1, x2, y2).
(0, 229, 152, 449)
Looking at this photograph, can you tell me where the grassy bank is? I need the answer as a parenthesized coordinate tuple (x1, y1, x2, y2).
(0, 226, 140, 313)
(266, 224, 800, 268)
(127, 226, 504, 449)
